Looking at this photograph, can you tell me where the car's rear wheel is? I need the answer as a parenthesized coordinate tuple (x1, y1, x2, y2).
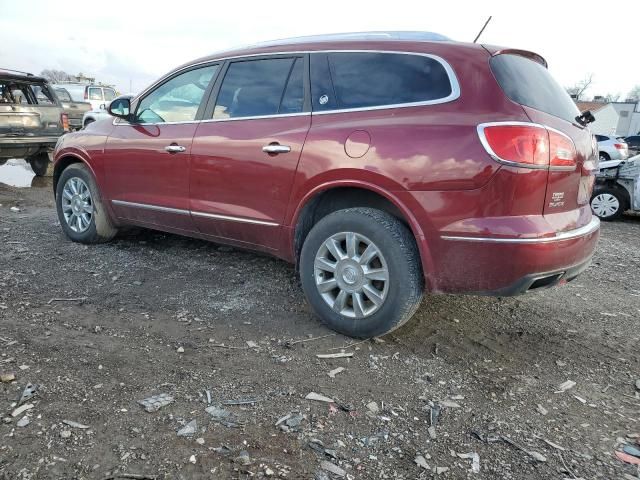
(28, 152, 50, 177)
(590, 187, 626, 220)
(300, 208, 423, 338)
(56, 163, 117, 243)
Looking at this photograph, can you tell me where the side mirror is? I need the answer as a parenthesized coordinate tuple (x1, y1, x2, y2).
(107, 97, 131, 120)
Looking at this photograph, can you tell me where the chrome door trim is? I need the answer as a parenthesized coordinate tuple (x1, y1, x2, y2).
(111, 199, 190, 216)
(190, 210, 279, 226)
(441, 217, 600, 244)
(111, 200, 279, 226)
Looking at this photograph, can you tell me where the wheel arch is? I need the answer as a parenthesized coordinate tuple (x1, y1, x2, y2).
(53, 154, 98, 198)
(289, 181, 434, 288)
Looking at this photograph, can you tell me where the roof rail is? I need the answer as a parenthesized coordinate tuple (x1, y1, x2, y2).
(248, 31, 451, 48)
(0, 68, 34, 76)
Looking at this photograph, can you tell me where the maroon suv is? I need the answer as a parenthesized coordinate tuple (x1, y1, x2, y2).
(53, 32, 600, 338)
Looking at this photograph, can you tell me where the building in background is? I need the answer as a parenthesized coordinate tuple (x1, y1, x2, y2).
(575, 101, 619, 136)
(611, 102, 640, 137)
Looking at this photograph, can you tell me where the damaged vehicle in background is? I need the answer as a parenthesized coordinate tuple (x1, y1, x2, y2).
(1, 69, 68, 176)
(590, 155, 640, 220)
(54, 87, 91, 131)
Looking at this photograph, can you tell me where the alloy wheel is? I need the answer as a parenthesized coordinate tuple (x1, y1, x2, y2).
(314, 232, 389, 318)
(61, 177, 94, 233)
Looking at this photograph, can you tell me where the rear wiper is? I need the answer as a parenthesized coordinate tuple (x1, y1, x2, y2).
(575, 110, 595, 127)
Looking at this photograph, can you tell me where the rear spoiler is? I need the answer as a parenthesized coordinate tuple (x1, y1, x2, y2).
(481, 45, 548, 68)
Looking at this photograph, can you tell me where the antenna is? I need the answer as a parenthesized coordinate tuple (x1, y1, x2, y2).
(473, 16, 492, 43)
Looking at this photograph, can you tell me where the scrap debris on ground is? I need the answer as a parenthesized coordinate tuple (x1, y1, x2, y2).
(1, 174, 640, 478)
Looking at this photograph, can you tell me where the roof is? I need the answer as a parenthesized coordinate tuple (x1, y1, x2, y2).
(575, 101, 609, 113)
(0, 69, 47, 83)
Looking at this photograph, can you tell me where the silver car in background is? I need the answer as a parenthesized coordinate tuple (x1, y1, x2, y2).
(595, 134, 629, 161)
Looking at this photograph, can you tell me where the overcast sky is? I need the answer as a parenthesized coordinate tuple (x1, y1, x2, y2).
(1, 1, 638, 99)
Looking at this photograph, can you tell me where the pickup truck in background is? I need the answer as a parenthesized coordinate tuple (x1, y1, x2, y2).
(53, 87, 91, 131)
(1, 69, 68, 176)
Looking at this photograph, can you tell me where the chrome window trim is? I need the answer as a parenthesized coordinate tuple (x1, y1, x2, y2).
(441, 216, 599, 244)
(477, 121, 578, 172)
(111, 200, 279, 227)
(121, 49, 460, 126)
(114, 111, 311, 126)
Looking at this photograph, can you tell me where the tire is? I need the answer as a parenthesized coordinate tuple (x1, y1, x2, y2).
(28, 152, 50, 177)
(55, 163, 117, 243)
(599, 151, 610, 162)
(83, 118, 95, 128)
(590, 187, 627, 220)
(0, 159, 7, 166)
(300, 208, 424, 338)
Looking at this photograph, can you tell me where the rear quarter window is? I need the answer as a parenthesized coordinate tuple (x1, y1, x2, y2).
(490, 54, 580, 124)
(311, 52, 455, 111)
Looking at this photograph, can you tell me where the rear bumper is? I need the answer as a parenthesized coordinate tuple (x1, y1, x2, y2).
(430, 216, 600, 295)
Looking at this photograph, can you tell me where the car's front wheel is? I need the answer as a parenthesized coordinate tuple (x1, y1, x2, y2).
(300, 208, 423, 338)
(590, 187, 627, 220)
(56, 163, 117, 243)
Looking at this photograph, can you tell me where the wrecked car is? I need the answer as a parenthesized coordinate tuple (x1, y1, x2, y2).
(1, 69, 68, 176)
(590, 155, 640, 220)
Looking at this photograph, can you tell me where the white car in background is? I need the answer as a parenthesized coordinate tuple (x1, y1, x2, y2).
(51, 83, 117, 110)
(595, 134, 629, 161)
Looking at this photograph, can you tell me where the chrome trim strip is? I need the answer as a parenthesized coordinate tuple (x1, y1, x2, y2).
(191, 211, 279, 226)
(124, 49, 460, 125)
(111, 200, 279, 226)
(441, 217, 600, 244)
(111, 199, 190, 216)
(114, 112, 310, 126)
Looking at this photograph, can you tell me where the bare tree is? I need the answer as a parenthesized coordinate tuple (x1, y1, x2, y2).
(603, 93, 621, 102)
(566, 74, 594, 101)
(627, 85, 640, 102)
(40, 69, 74, 83)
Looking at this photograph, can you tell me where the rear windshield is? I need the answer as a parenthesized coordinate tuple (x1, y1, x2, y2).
(490, 54, 580, 124)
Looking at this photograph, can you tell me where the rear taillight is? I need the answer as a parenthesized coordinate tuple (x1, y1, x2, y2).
(61, 113, 69, 131)
(548, 130, 577, 168)
(478, 122, 577, 170)
(614, 143, 626, 150)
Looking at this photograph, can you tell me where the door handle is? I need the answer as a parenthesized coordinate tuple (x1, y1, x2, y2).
(262, 144, 291, 154)
(165, 144, 186, 153)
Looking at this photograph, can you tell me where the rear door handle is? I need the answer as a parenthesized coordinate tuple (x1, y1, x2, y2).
(262, 144, 291, 154)
(165, 144, 186, 153)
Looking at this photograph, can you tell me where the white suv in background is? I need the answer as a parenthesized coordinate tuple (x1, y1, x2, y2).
(595, 134, 629, 161)
(51, 83, 117, 110)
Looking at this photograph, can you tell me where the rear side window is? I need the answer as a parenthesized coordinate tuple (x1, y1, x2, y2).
(595, 135, 607, 142)
(311, 52, 453, 111)
(32, 85, 55, 105)
(490, 54, 580, 124)
(103, 88, 116, 101)
(213, 57, 301, 119)
(55, 88, 72, 102)
(88, 87, 102, 100)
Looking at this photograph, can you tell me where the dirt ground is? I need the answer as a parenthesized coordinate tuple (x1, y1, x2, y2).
(1, 160, 639, 480)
